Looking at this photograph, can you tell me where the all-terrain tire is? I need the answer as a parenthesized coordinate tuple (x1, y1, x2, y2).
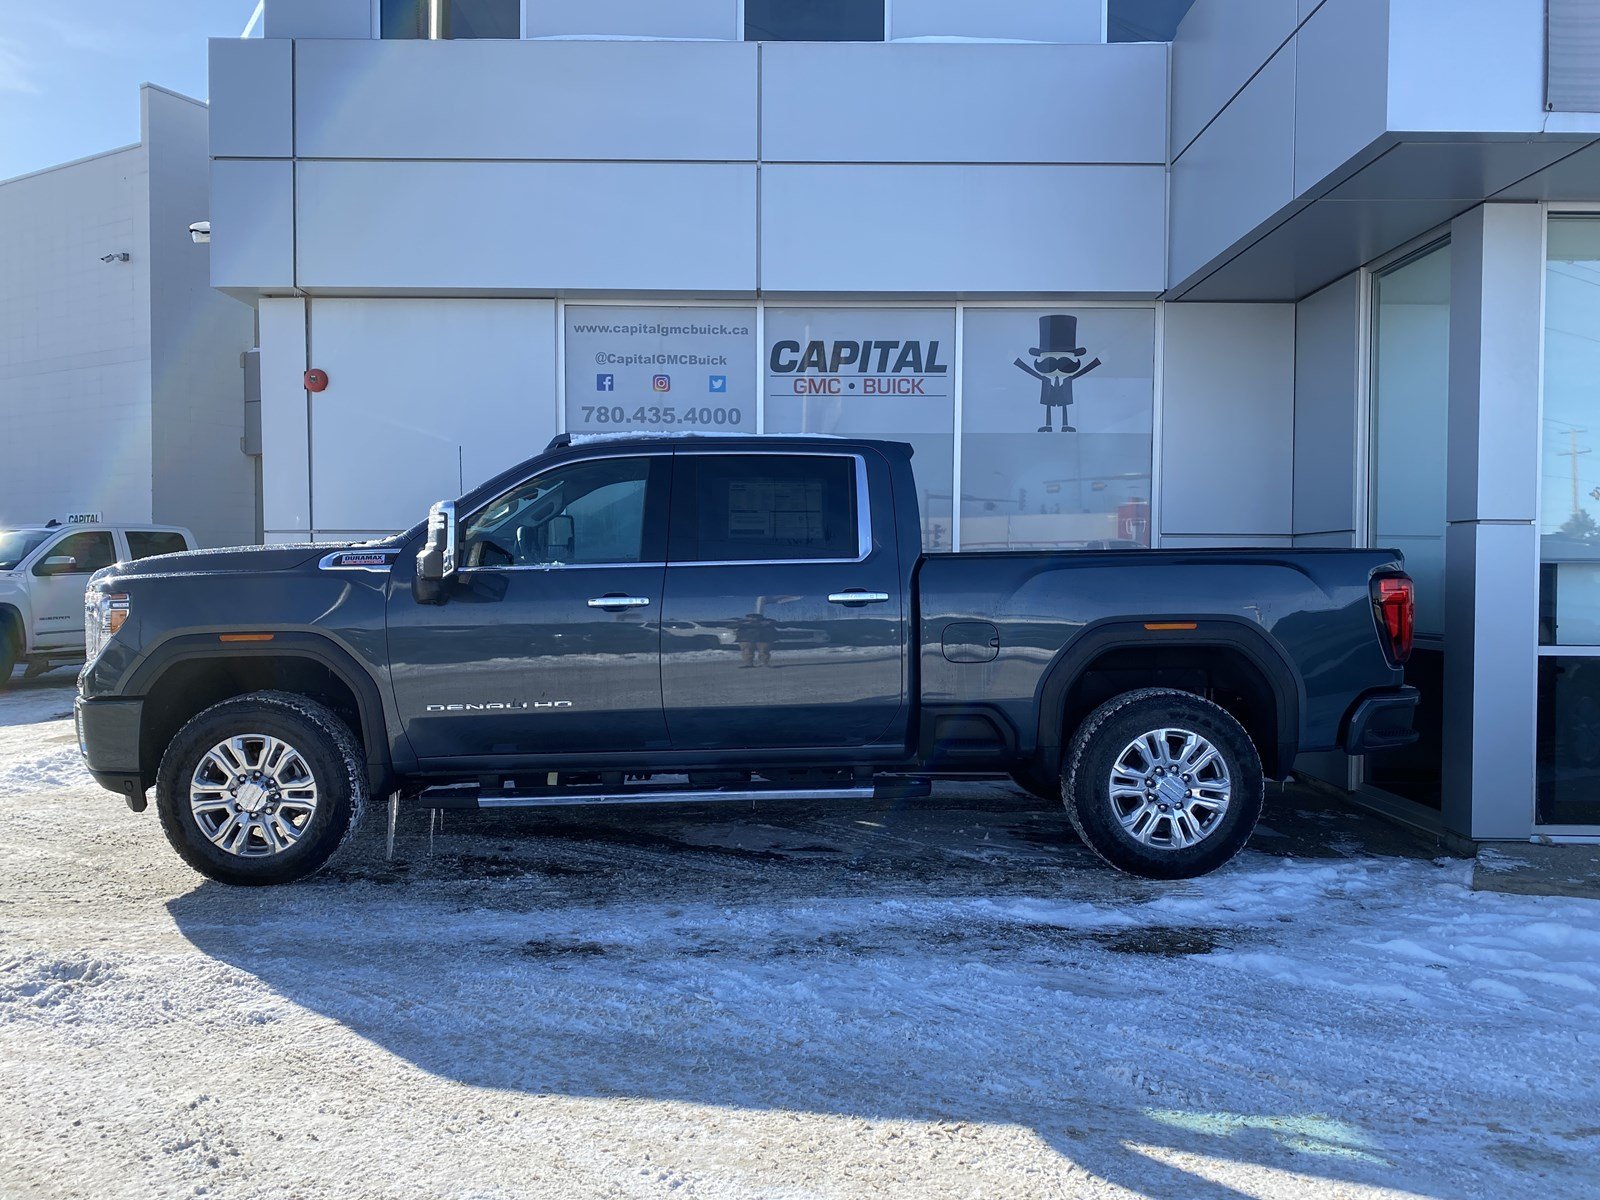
(155, 691, 367, 886)
(1062, 688, 1263, 880)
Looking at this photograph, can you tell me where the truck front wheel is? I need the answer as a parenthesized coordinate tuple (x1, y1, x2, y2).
(1063, 688, 1262, 880)
(155, 691, 367, 886)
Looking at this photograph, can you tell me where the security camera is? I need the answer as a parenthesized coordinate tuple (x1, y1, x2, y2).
(188, 220, 211, 245)
(99, 252, 130, 263)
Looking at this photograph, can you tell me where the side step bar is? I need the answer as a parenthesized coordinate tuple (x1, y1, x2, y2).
(417, 777, 932, 812)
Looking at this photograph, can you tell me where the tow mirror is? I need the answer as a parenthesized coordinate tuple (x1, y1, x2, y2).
(413, 500, 457, 605)
(35, 555, 79, 577)
(547, 514, 575, 562)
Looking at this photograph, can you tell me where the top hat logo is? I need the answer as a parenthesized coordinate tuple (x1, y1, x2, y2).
(1030, 314, 1087, 358)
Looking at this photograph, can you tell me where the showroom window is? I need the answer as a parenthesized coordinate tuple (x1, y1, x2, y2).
(381, 0, 519, 39)
(1107, 0, 1196, 41)
(745, 0, 885, 41)
(563, 306, 757, 436)
(959, 308, 1155, 550)
(1366, 240, 1451, 810)
(1538, 215, 1600, 825)
(764, 307, 955, 550)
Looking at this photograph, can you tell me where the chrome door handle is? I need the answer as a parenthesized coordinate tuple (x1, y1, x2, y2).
(588, 595, 651, 609)
(828, 591, 891, 605)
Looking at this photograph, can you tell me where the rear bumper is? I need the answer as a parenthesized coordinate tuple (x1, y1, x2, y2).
(1341, 686, 1419, 755)
(75, 695, 146, 806)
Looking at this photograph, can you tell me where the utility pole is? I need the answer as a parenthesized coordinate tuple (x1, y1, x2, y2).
(1559, 428, 1591, 517)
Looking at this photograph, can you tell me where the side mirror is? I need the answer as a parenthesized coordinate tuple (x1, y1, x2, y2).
(547, 514, 575, 562)
(35, 555, 78, 577)
(413, 500, 457, 605)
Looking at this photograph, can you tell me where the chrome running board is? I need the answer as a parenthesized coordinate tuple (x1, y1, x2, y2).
(417, 778, 929, 811)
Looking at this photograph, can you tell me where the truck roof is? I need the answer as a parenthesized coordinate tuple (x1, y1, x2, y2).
(546, 431, 914, 455)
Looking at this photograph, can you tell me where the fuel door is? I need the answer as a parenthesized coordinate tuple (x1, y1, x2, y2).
(942, 621, 1000, 664)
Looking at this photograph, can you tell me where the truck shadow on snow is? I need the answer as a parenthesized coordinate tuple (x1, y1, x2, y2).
(166, 784, 1442, 1200)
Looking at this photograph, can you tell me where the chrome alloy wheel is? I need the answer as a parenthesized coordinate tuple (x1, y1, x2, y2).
(189, 734, 320, 858)
(1108, 727, 1232, 850)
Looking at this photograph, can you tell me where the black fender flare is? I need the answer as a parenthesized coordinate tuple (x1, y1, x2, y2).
(1032, 617, 1305, 778)
(0, 604, 22, 654)
(125, 631, 396, 791)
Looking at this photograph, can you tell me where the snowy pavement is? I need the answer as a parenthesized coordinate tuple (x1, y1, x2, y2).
(2, 676, 1599, 1199)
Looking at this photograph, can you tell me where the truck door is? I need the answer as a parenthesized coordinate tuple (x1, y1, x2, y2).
(659, 450, 907, 750)
(385, 453, 672, 763)
(30, 529, 117, 650)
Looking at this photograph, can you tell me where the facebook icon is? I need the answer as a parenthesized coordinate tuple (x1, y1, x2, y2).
(708, 375, 727, 393)
(596, 374, 614, 392)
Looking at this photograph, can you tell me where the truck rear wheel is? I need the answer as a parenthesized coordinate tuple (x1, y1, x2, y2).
(155, 691, 367, 886)
(1062, 688, 1262, 880)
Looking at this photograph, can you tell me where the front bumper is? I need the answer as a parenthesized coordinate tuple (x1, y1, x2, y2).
(1341, 686, 1420, 755)
(75, 694, 146, 809)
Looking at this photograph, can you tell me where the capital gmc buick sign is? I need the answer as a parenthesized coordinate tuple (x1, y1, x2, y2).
(768, 338, 949, 395)
(763, 308, 954, 406)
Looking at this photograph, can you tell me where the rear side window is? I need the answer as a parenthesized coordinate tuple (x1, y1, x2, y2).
(673, 455, 861, 563)
(126, 531, 189, 560)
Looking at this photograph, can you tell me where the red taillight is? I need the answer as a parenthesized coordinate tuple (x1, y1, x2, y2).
(1372, 574, 1414, 665)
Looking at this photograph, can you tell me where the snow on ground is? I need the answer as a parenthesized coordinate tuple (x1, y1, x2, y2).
(2, 674, 1599, 1199)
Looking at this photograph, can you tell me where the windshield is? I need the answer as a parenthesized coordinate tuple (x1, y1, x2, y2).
(0, 530, 51, 571)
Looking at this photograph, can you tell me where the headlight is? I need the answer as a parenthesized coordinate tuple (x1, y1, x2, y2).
(85, 591, 129, 662)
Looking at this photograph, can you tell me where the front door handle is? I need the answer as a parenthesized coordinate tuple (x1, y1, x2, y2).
(588, 595, 651, 610)
(828, 590, 891, 606)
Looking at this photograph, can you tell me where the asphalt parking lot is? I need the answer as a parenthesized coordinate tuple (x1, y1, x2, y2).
(3, 674, 1599, 1200)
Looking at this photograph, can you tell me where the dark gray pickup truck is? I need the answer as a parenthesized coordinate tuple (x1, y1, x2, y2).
(76, 435, 1417, 885)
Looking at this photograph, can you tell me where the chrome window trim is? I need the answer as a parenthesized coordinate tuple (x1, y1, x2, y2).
(453, 447, 873, 573)
(457, 561, 667, 575)
(669, 450, 872, 568)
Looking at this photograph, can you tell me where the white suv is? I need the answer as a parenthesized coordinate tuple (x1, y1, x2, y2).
(0, 522, 195, 685)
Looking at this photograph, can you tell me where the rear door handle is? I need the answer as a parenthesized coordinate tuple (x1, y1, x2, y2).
(828, 590, 891, 605)
(588, 595, 651, 610)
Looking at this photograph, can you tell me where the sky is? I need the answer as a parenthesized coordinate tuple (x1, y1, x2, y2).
(0, 1, 258, 182)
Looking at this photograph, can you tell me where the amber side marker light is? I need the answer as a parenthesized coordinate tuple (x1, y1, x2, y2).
(1144, 622, 1198, 631)
(218, 633, 275, 643)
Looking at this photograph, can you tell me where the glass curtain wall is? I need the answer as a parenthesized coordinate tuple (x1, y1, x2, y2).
(1366, 242, 1451, 808)
(1538, 216, 1600, 826)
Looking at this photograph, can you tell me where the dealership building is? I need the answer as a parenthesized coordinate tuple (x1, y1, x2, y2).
(0, 85, 257, 549)
(205, 0, 1600, 846)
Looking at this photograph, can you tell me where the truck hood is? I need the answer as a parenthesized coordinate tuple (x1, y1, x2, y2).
(106, 543, 335, 579)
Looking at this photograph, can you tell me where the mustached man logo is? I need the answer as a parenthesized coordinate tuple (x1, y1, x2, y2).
(1013, 314, 1101, 433)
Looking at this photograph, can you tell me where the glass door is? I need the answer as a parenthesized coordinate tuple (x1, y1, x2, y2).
(1538, 216, 1600, 827)
(1364, 241, 1451, 808)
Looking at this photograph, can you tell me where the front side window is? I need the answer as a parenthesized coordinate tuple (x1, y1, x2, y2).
(745, 0, 884, 42)
(0, 530, 50, 571)
(381, 0, 519, 39)
(33, 531, 116, 576)
(460, 457, 658, 569)
(673, 455, 860, 563)
(126, 531, 189, 561)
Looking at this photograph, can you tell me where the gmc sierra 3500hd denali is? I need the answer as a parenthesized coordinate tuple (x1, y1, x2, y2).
(75, 435, 1418, 886)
